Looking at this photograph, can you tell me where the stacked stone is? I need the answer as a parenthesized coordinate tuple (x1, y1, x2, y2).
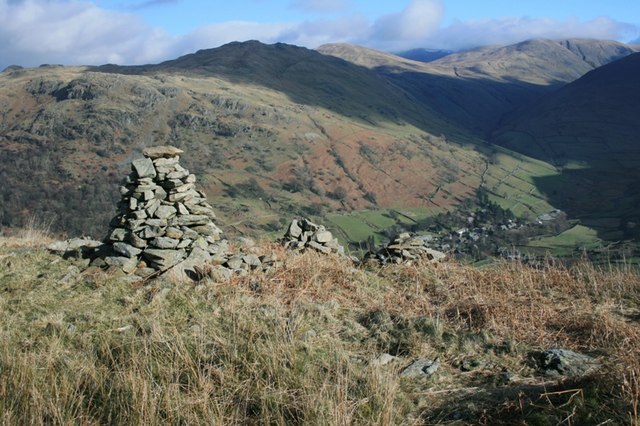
(100, 146, 224, 274)
(363, 233, 445, 266)
(281, 217, 344, 255)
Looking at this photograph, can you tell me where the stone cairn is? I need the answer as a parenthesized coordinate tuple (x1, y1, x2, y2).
(363, 232, 445, 266)
(93, 146, 277, 278)
(281, 217, 345, 255)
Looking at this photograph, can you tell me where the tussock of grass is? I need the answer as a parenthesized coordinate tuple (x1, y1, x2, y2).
(0, 239, 639, 424)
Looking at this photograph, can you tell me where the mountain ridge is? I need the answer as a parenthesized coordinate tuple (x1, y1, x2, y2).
(0, 38, 637, 250)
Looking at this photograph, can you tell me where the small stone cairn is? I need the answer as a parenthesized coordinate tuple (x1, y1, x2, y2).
(363, 232, 445, 266)
(281, 217, 345, 255)
(91, 146, 278, 278)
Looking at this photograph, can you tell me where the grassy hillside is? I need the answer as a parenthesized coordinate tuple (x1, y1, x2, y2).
(0, 51, 465, 237)
(0, 41, 562, 243)
(1, 234, 639, 424)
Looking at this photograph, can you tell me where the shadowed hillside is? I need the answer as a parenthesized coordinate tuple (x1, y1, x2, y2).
(492, 53, 640, 241)
(319, 39, 636, 135)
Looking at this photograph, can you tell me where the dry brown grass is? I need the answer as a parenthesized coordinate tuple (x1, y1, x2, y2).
(0, 216, 55, 248)
(0, 240, 639, 424)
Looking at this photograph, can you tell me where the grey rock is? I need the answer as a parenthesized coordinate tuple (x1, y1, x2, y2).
(185, 174, 196, 183)
(126, 218, 145, 231)
(127, 232, 148, 249)
(143, 249, 186, 269)
(315, 231, 333, 243)
(166, 247, 212, 281)
(400, 358, 440, 378)
(119, 185, 131, 196)
(210, 253, 228, 265)
(109, 228, 127, 242)
(233, 236, 256, 248)
(104, 256, 138, 274)
(301, 329, 317, 341)
(181, 227, 199, 240)
(192, 237, 208, 251)
(208, 265, 232, 281)
(145, 218, 167, 227)
(154, 186, 167, 200)
(287, 219, 302, 238)
(191, 223, 222, 237)
(176, 202, 189, 215)
(308, 241, 331, 254)
(186, 204, 217, 218)
(225, 256, 244, 270)
(154, 205, 177, 220)
(135, 267, 156, 278)
(130, 210, 147, 220)
(168, 189, 198, 202)
(242, 254, 262, 269)
(131, 157, 156, 179)
(167, 169, 190, 180)
(423, 248, 446, 262)
(49, 238, 103, 254)
(172, 182, 194, 193)
(177, 239, 193, 249)
(153, 156, 180, 166)
(538, 349, 600, 378)
(112, 242, 142, 258)
(141, 225, 164, 239)
(143, 146, 183, 159)
(175, 215, 210, 227)
(145, 199, 161, 216)
(164, 227, 183, 239)
(150, 237, 180, 249)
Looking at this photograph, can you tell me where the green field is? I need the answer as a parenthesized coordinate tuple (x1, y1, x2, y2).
(326, 208, 439, 246)
(528, 224, 601, 256)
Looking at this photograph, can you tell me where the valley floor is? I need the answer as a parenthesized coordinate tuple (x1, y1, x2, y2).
(0, 237, 639, 425)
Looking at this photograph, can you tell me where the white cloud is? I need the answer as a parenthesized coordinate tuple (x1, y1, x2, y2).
(0, 0, 637, 69)
(371, 0, 443, 49)
(429, 16, 639, 50)
(0, 0, 175, 67)
(278, 15, 370, 47)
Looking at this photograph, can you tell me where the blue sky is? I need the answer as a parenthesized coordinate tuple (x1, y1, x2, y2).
(1, 0, 638, 68)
